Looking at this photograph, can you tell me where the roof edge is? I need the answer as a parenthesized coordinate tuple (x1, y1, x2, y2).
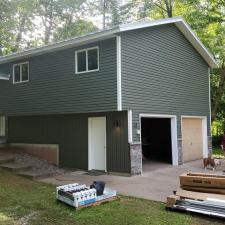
(175, 20, 218, 68)
(0, 27, 119, 65)
(0, 17, 218, 68)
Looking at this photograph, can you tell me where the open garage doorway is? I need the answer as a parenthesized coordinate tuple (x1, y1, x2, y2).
(140, 115, 178, 172)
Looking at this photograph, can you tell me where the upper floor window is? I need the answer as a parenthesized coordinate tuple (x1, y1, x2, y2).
(13, 62, 29, 84)
(75, 47, 99, 74)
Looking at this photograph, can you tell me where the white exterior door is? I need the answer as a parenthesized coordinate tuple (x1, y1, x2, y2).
(88, 117, 106, 171)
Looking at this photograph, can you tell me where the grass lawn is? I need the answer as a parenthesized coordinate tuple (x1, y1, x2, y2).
(0, 169, 224, 225)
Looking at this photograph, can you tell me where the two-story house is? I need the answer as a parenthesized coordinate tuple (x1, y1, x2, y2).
(0, 17, 217, 175)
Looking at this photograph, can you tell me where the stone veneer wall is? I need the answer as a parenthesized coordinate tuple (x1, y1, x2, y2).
(208, 136, 212, 155)
(130, 143, 142, 175)
(178, 136, 212, 164)
(177, 138, 183, 165)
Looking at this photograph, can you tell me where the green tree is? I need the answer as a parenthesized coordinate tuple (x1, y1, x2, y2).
(53, 19, 97, 41)
(53, 0, 97, 41)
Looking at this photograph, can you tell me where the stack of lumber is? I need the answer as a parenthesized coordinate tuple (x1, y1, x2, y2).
(180, 173, 225, 194)
(166, 172, 225, 219)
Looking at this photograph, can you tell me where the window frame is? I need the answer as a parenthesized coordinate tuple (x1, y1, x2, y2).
(13, 62, 29, 84)
(75, 46, 99, 74)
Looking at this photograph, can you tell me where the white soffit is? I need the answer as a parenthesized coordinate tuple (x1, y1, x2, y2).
(0, 74, 9, 80)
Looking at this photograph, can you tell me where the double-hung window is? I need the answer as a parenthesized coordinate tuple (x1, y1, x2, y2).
(13, 62, 29, 84)
(75, 47, 99, 74)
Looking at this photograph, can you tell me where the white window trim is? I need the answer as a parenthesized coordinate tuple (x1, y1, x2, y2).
(13, 62, 29, 84)
(75, 46, 99, 74)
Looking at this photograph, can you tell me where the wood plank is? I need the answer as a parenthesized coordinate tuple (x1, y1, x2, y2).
(180, 173, 225, 189)
(176, 189, 225, 201)
(76, 196, 119, 210)
(166, 195, 180, 208)
(181, 185, 225, 195)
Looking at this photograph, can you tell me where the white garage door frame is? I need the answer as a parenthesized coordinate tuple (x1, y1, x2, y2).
(139, 114, 179, 166)
(181, 116, 208, 158)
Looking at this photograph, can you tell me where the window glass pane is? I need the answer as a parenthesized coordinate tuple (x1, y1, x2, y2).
(14, 65, 20, 82)
(77, 51, 86, 72)
(22, 63, 29, 81)
(88, 48, 98, 71)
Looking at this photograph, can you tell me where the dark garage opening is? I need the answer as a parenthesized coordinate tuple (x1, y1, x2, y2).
(141, 117, 172, 169)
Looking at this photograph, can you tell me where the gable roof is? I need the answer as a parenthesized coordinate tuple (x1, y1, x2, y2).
(0, 17, 218, 68)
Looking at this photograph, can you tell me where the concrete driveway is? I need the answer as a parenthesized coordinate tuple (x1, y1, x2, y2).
(40, 160, 224, 202)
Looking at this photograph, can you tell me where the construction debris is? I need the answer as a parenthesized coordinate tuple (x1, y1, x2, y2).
(166, 172, 225, 219)
(56, 182, 117, 209)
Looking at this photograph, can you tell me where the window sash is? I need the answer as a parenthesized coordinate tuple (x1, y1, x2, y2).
(75, 47, 99, 74)
(13, 62, 29, 83)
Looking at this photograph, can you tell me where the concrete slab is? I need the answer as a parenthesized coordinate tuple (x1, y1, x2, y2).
(0, 162, 31, 172)
(16, 170, 52, 180)
(40, 159, 225, 202)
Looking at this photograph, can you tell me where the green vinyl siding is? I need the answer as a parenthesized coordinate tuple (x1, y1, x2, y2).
(121, 24, 210, 142)
(0, 38, 117, 116)
(8, 111, 130, 173)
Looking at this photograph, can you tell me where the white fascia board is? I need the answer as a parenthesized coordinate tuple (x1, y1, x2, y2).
(119, 17, 183, 32)
(175, 21, 218, 68)
(0, 28, 119, 65)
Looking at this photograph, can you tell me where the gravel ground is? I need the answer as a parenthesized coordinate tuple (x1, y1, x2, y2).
(14, 153, 65, 175)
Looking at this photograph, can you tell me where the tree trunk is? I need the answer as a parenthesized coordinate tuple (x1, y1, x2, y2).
(164, 0, 173, 18)
(102, 0, 107, 29)
(13, 16, 26, 52)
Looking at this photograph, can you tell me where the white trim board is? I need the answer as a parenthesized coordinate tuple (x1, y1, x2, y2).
(139, 113, 179, 166)
(181, 116, 208, 159)
(0, 17, 217, 68)
(128, 110, 133, 143)
(116, 36, 122, 111)
(208, 68, 212, 129)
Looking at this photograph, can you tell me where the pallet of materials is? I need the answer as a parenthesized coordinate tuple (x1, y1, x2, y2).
(166, 190, 225, 219)
(180, 173, 225, 190)
(56, 183, 117, 209)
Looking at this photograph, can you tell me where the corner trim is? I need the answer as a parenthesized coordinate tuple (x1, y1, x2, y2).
(128, 110, 133, 143)
(208, 68, 212, 130)
(116, 36, 122, 111)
